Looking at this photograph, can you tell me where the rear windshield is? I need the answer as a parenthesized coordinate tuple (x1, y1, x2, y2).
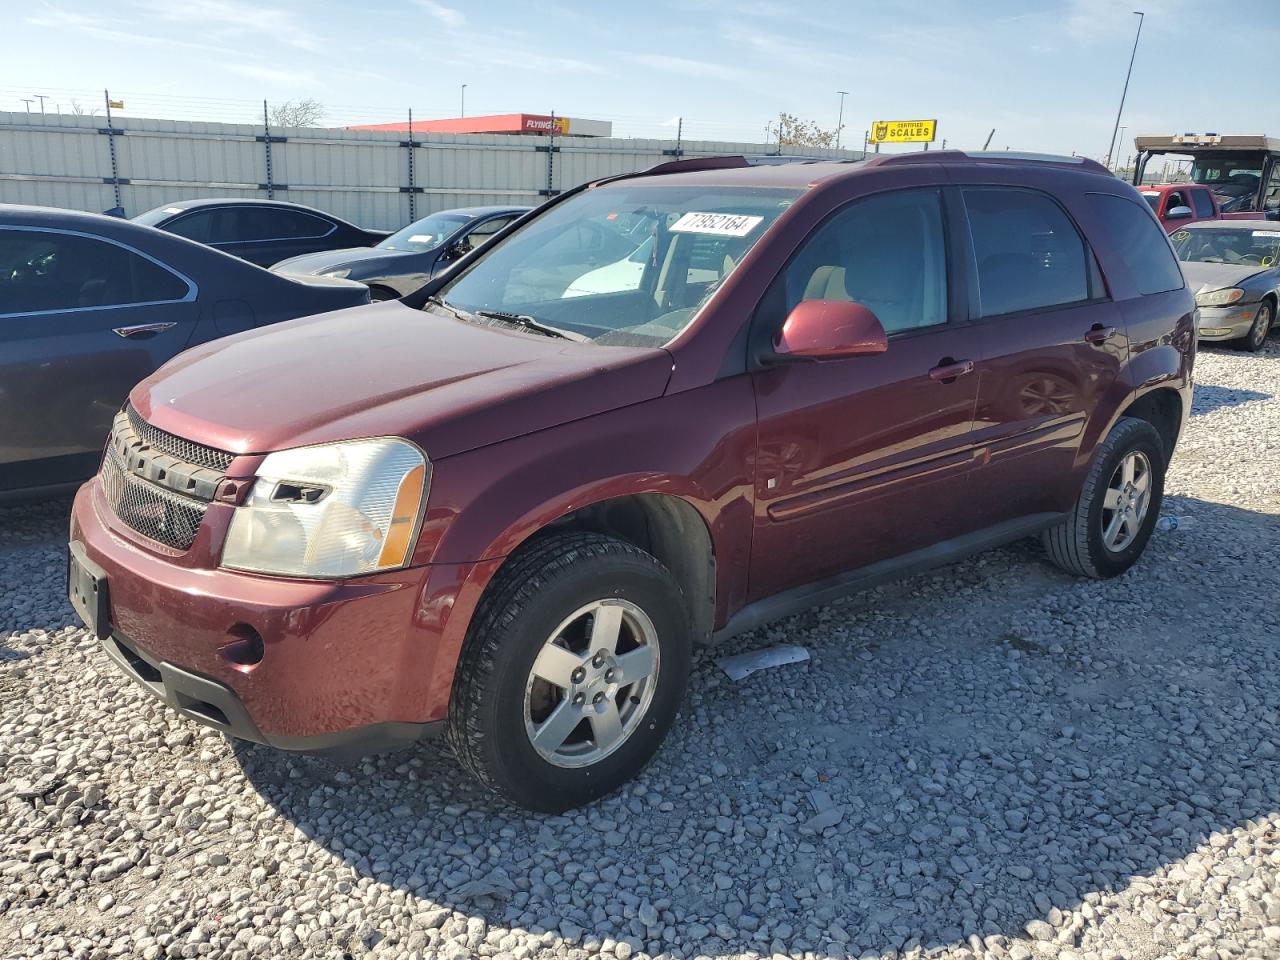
(132, 205, 189, 226)
(431, 184, 801, 347)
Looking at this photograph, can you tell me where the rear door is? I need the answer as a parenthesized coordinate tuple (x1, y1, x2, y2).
(957, 185, 1126, 525)
(747, 187, 982, 601)
(0, 227, 200, 491)
(217, 207, 339, 266)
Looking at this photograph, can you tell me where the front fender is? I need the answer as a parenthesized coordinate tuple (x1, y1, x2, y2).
(412, 377, 758, 627)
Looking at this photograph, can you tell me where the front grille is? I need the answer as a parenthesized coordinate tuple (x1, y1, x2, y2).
(102, 408, 233, 551)
(102, 445, 207, 550)
(126, 404, 234, 472)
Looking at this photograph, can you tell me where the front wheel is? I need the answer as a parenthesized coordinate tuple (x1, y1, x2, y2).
(447, 532, 691, 812)
(1042, 417, 1166, 579)
(1238, 300, 1274, 352)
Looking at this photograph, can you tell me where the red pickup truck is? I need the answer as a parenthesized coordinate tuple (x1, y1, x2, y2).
(1140, 183, 1263, 232)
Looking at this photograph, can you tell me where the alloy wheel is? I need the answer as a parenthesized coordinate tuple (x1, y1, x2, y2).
(1101, 450, 1152, 553)
(523, 599, 660, 768)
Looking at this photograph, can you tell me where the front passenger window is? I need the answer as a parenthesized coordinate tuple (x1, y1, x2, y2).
(778, 188, 948, 335)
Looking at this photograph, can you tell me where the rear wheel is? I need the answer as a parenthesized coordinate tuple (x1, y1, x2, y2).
(447, 532, 691, 812)
(1238, 300, 1273, 352)
(1042, 417, 1165, 579)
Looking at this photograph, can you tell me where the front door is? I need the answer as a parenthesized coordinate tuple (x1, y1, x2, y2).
(748, 187, 982, 602)
(0, 227, 200, 491)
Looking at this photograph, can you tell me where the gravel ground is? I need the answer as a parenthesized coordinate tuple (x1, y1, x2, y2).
(2, 341, 1279, 960)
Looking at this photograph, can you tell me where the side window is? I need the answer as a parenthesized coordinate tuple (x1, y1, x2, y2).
(1264, 167, 1280, 215)
(462, 216, 515, 251)
(228, 208, 332, 242)
(776, 188, 948, 335)
(166, 211, 216, 243)
(1190, 189, 1215, 218)
(1086, 194, 1184, 296)
(0, 229, 189, 315)
(963, 187, 1089, 317)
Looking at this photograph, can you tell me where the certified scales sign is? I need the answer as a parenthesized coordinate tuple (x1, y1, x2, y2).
(870, 119, 937, 144)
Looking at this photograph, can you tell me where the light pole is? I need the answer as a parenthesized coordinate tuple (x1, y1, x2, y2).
(460, 84, 467, 118)
(835, 90, 849, 150)
(1105, 11, 1144, 170)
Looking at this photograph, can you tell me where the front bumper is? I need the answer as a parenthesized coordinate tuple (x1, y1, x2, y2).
(69, 479, 488, 754)
(1196, 303, 1258, 341)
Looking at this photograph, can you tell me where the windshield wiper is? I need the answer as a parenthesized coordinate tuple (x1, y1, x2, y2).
(475, 309, 589, 342)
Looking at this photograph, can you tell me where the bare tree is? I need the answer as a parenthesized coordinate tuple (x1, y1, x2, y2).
(268, 98, 326, 128)
(69, 99, 100, 118)
(774, 112, 839, 150)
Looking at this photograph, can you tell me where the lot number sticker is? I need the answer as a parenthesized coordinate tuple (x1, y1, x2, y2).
(670, 212, 764, 237)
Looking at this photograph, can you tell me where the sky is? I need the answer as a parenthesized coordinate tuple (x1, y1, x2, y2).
(5, 0, 1279, 158)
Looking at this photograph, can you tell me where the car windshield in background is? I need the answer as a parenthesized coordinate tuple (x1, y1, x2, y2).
(431, 184, 801, 346)
(1170, 227, 1280, 264)
(380, 213, 471, 252)
(1140, 191, 1161, 212)
(1189, 154, 1266, 211)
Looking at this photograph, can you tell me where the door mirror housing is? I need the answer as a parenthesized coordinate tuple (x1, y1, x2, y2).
(773, 299, 889, 361)
(1165, 205, 1193, 220)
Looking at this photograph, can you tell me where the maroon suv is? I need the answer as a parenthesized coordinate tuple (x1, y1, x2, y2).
(68, 152, 1195, 811)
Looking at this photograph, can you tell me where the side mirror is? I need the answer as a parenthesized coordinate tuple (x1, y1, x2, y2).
(773, 299, 888, 361)
(1166, 205, 1193, 219)
(444, 240, 468, 260)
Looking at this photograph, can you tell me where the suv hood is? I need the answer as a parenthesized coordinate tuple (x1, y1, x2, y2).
(131, 301, 674, 460)
(1179, 260, 1266, 292)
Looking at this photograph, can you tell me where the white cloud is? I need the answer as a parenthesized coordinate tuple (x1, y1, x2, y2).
(225, 62, 320, 88)
(415, 0, 464, 29)
(624, 53, 749, 82)
(138, 0, 322, 50)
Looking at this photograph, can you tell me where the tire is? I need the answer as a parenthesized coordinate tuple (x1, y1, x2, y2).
(1237, 300, 1273, 353)
(1041, 417, 1166, 579)
(447, 532, 691, 812)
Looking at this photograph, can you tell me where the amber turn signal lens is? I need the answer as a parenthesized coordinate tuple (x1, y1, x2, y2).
(378, 463, 426, 567)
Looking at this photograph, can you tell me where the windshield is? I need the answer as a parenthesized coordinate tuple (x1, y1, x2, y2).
(132, 204, 189, 226)
(1188, 152, 1266, 211)
(1140, 191, 1161, 212)
(431, 184, 800, 346)
(1170, 227, 1280, 265)
(380, 213, 471, 252)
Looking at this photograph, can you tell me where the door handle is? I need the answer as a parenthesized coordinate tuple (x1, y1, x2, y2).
(928, 358, 975, 383)
(112, 322, 177, 339)
(1084, 325, 1117, 345)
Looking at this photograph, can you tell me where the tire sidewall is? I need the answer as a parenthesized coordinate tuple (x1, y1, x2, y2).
(1245, 301, 1272, 351)
(481, 552, 690, 811)
(1083, 422, 1166, 578)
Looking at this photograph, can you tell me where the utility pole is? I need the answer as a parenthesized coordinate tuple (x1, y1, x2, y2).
(20, 98, 33, 114)
(835, 90, 849, 150)
(983, 128, 996, 150)
(34, 94, 47, 113)
(460, 84, 467, 118)
(1114, 126, 1128, 170)
(1105, 11, 1145, 170)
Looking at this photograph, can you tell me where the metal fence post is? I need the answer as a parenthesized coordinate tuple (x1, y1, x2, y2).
(535, 111, 559, 198)
(102, 89, 123, 213)
(406, 108, 416, 222)
(262, 101, 274, 199)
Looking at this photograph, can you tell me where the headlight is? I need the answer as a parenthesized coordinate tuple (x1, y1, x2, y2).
(1195, 287, 1245, 307)
(320, 268, 351, 279)
(222, 438, 428, 578)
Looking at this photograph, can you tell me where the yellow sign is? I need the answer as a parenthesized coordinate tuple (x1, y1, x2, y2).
(870, 119, 936, 144)
(108, 100, 124, 110)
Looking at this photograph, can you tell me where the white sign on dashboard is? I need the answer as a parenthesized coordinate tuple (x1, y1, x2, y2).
(670, 212, 764, 237)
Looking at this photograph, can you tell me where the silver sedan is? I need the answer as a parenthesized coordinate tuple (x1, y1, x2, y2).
(1170, 220, 1280, 352)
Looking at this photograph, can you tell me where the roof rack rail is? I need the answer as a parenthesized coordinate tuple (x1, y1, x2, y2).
(867, 150, 1111, 174)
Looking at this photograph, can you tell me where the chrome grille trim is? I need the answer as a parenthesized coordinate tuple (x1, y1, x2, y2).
(125, 404, 234, 472)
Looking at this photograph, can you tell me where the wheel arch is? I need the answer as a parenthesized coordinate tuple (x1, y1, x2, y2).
(1114, 386, 1184, 463)
(492, 492, 718, 644)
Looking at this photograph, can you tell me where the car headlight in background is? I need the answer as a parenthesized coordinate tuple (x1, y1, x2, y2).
(320, 268, 352, 279)
(1195, 287, 1245, 307)
(222, 438, 428, 578)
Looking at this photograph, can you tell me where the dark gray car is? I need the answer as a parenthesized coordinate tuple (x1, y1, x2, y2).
(1170, 220, 1280, 351)
(133, 199, 390, 268)
(0, 204, 371, 499)
(271, 206, 530, 300)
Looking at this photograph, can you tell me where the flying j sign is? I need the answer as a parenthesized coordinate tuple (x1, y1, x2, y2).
(870, 119, 937, 144)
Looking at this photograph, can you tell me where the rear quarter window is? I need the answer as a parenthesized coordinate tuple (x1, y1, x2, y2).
(1087, 194, 1184, 296)
(1190, 189, 1215, 218)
